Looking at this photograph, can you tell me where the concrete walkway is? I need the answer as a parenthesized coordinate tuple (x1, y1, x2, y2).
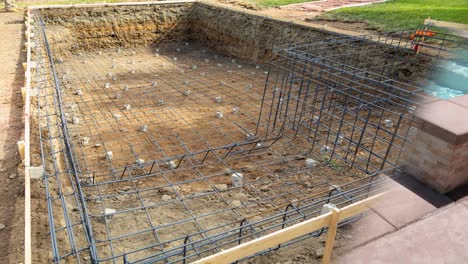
(337, 177, 468, 263)
(281, 0, 387, 12)
(0, 10, 25, 264)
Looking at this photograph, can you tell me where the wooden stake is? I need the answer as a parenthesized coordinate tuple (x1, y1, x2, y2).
(17, 141, 25, 161)
(322, 207, 341, 264)
(191, 194, 383, 264)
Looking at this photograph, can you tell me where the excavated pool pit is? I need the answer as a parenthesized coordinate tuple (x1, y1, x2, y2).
(28, 1, 449, 263)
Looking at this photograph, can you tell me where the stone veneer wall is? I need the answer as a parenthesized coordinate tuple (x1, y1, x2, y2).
(403, 128, 468, 193)
(402, 96, 468, 193)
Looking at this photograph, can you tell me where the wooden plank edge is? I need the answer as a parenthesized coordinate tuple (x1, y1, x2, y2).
(24, 8, 32, 264)
(191, 193, 384, 264)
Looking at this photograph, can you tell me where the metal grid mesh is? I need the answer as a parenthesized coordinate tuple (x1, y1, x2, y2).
(30, 7, 464, 264)
(57, 44, 276, 183)
(259, 30, 464, 174)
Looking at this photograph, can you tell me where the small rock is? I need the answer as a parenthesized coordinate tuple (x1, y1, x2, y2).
(214, 184, 228, 190)
(168, 160, 177, 169)
(214, 96, 223, 103)
(241, 165, 256, 172)
(232, 192, 248, 202)
(0, 223, 5, 230)
(29, 165, 44, 179)
(231, 172, 243, 187)
(318, 234, 327, 243)
(259, 185, 270, 192)
(305, 158, 317, 168)
(274, 168, 285, 173)
(106, 151, 113, 160)
(99, 208, 116, 223)
(215, 111, 224, 119)
(159, 186, 180, 193)
(161, 194, 172, 201)
(246, 133, 255, 140)
(315, 247, 324, 258)
(139, 125, 148, 132)
(8, 174, 17, 179)
(230, 200, 241, 207)
(118, 186, 132, 193)
(0, 168, 7, 172)
(342, 234, 353, 239)
(81, 137, 90, 145)
(72, 116, 80, 125)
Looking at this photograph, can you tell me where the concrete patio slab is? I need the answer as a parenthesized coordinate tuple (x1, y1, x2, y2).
(337, 203, 468, 264)
(459, 196, 468, 207)
(449, 94, 468, 109)
(371, 179, 437, 228)
(340, 209, 396, 250)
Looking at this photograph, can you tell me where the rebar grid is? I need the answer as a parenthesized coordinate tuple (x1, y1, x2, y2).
(30, 7, 462, 264)
(55, 44, 276, 182)
(33, 17, 385, 264)
(260, 30, 463, 174)
(34, 21, 96, 262)
(276, 29, 466, 86)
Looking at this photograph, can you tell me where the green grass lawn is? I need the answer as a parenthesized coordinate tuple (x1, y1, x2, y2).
(320, 0, 468, 32)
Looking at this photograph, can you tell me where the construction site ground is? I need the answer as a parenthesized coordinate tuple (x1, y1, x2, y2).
(1, 1, 468, 264)
(0, 10, 27, 264)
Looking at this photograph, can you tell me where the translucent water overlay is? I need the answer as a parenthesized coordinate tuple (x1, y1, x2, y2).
(425, 81, 465, 99)
(425, 50, 468, 99)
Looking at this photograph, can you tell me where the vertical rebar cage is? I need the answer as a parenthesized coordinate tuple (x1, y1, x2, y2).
(259, 31, 464, 174)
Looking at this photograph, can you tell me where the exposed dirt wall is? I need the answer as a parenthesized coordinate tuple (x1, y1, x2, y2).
(39, 3, 195, 52)
(190, 3, 340, 62)
(37, 2, 428, 81)
(38, 2, 341, 62)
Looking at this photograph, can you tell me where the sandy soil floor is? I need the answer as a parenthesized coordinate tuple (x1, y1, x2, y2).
(29, 39, 367, 263)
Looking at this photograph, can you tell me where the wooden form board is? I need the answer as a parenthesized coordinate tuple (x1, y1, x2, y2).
(192, 194, 383, 264)
(24, 8, 33, 264)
